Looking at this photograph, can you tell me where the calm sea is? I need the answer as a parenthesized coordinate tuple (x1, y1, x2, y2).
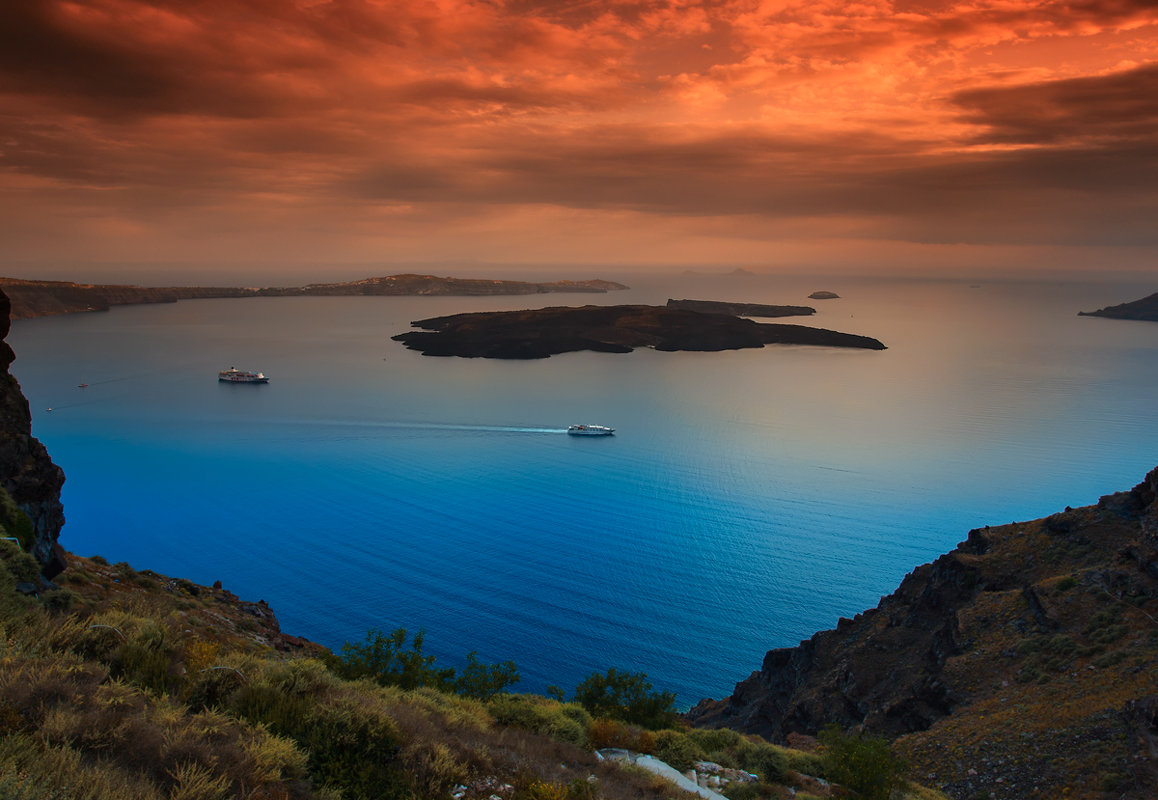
(9, 273, 1158, 706)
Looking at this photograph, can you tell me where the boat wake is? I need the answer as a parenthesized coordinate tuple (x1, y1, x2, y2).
(279, 418, 570, 435)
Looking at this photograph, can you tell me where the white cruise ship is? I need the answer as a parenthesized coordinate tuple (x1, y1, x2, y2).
(218, 367, 269, 383)
(567, 424, 614, 436)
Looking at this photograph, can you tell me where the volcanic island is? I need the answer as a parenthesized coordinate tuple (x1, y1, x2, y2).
(391, 303, 886, 359)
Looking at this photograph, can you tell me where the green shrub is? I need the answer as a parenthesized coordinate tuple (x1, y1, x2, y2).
(818, 724, 907, 800)
(784, 747, 826, 778)
(0, 538, 40, 584)
(571, 668, 677, 729)
(723, 783, 774, 800)
(652, 729, 700, 771)
(452, 651, 520, 700)
(559, 702, 592, 729)
(0, 487, 35, 552)
(234, 684, 403, 800)
(733, 738, 789, 784)
(688, 727, 742, 752)
(488, 694, 587, 746)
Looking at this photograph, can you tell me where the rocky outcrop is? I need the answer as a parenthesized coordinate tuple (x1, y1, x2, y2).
(688, 465, 1158, 799)
(392, 304, 886, 358)
(1079, 291, 1158, 322)
(0, 289, 66, 577)
(666, 299, 815, 318)
(808, 291, 840, 300)
(687, 540, 979, 741)
(0, 275, 629, 320)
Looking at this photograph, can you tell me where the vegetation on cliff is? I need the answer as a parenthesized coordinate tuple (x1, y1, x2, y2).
(0, 550, 943, 800)
(689, 466, 1158, 800)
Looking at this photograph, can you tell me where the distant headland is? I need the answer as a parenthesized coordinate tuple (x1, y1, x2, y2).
(392, 304, 886, 358)
(0, 274, 628, 321)
(1078, 291, 1158, 322)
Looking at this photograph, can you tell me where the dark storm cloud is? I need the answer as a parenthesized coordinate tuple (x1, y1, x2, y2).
(951, 62, 1158, 145)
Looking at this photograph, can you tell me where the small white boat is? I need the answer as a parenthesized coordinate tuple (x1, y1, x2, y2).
(567, 424, 614, 436)
(219, 367, 269, 383)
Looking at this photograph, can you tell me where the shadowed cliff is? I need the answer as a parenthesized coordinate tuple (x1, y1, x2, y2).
(0, 289, 66, 577)
(688, 465, 1158, 799)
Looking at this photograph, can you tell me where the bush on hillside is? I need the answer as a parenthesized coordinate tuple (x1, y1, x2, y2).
(818, 724, 907, 800)
(336, 628, 519, 698)
(453, 651, 520, 700)
(570, 668, 677, 728)
(652, 729, 701, 771)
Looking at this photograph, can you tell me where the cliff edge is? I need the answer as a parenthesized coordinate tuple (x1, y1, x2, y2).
(688, 466, 1158, 798)
(0, 289, 66, 577)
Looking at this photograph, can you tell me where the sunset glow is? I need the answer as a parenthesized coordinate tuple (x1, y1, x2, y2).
(3, 0, 1157, 279)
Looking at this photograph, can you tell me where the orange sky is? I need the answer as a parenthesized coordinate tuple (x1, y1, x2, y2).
(2, 0, 1157, 281)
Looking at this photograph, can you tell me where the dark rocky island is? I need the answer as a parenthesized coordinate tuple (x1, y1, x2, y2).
(666, 298, 815, 317)
(808, 290, 840, 300)
(391, 304, 886, 358)
(688, 465, 1158, 799)
(1079, 291, 1158, 322)
(0, 274, 628, 321)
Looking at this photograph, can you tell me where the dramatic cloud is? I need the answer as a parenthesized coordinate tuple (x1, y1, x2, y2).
(2, 0, 1157, 276)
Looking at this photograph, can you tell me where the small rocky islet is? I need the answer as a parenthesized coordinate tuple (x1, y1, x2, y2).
(391, 303, 887, 359)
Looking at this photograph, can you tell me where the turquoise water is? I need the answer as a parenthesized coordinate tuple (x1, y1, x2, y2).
(9, 273, 1158, 705)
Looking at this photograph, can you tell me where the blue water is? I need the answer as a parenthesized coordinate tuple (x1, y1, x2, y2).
(9, 273, 1158, 706)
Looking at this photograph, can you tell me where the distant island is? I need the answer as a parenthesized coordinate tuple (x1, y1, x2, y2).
(666, 298, 815, 317)
(808, 290, 840, 299)
(681, 268, 758, 277)
(0, 274, 628, 321)
(1078, 291, 1158, 322)
(392, 304, 886, 358)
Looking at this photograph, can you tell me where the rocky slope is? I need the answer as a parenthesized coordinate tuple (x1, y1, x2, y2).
(688, 466, 1158, 799)
(0, 274, 628, 320)
(392, 304, 886, 358)
(1079, 291, 1158, 322)
(0, 289, 66, 577)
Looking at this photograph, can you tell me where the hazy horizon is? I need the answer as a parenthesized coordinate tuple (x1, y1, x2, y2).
(3, 260, 1156, 291)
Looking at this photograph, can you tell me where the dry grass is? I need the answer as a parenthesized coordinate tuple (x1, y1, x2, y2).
(2, 552, 947, 800)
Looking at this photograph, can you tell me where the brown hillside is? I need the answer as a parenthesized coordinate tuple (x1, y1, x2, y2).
(689, 466, 1158, 799)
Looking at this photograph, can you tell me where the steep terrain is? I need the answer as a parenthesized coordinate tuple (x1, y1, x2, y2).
(689, 466, 1158, 798)
(0, 290, 66, 577)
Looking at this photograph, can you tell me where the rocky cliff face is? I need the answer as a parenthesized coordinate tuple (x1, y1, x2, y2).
(687, 530, 983, 741)
(689, 466, 1158, 799)
(0, 289, 66, 577)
